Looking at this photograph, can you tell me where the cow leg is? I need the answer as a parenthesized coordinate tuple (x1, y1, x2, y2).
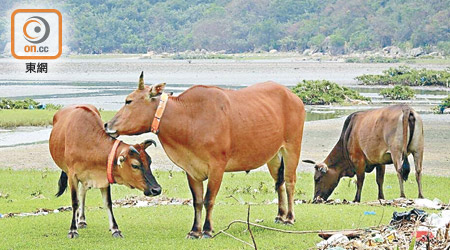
(186, 174, 204, 239)
(68, 175, 79, 239)
(392, 151, 406, 198)
(267, 154, 287, 223)
(376, 165, 385, 200)
(202, 167, 225, 238)
(101, 186, 122, 238)
(281, 147, 300, 225)
(353, 160, 366, 203)
(77, 184, 88, 229)
(413, 151, 424, 198)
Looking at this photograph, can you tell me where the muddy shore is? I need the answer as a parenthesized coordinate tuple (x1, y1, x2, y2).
(0, 113, 448, 176)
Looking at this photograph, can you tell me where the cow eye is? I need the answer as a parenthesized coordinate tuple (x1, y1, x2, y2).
(125, 100, 132, 105)
(131, 164, 140, 169)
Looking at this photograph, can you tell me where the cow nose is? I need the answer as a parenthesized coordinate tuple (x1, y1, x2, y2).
(104, 123, 108, 129)
(151, 186, 161, 196)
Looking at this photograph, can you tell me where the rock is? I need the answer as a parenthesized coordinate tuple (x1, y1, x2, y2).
(428, 52, 438, 56)
(383, 46, 402, 55)
(269, 49, 278, 54)
(302, 49, 312, 55)
(443, 108, 450, 114)
(410, 47, 424, 57)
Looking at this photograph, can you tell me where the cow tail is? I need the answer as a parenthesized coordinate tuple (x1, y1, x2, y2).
(401, 107, 411, 181)
(275, 157, 285, 190)
(55, 171, 68, 197)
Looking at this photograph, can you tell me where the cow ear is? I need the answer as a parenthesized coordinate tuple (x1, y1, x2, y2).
(117, 155, 125, 168)
(150, 83, 166, 97)
(315, 163, 328, 174)
(141, 139, 157, 149)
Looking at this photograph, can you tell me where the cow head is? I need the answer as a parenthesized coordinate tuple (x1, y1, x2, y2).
(303, 160, 340, 202)
(105, 72, 166, 138)
(116, 139, 161, 196)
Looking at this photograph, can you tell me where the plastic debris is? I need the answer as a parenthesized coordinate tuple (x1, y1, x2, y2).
(364, 211, 376, 215)
(317, 233, 349, 248)
(392, 208, 427, 222)
(0, 213, 3, 218)
(414, 198, 443, 209)
(317, 209, 450, 250)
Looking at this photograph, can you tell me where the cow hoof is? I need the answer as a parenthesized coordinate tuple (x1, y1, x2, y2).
(186, 231, 202, 239)
(112, 230, 123, 238)
(283, 220, 294, 226)
(77, 221, 87, 229)
(67, 231, 79, 239)
(202, 231, 213, 239)
(274, 216, 285, 224)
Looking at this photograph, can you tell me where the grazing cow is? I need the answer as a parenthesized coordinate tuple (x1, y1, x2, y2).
(303, 105, 424, 202)
(105, 73, 305, 238)
(49, 104, 161, 238)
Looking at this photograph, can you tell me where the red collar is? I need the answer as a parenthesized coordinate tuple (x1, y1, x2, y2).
(107, 140, 121, 184)
(150, 93, 169, 134)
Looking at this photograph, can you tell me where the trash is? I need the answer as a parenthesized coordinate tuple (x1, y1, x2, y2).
(414, 198, 442, 209)
(0, 213, 3, 218)
(416, 226, 434, 241)
(392, 208, 427, 222)
(364, 211, 376, 215)
(317, 233, 349, 248)
(365, 198, 446, 210)
(317, 208, 448, 250)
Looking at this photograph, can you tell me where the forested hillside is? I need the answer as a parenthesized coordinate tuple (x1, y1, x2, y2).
(1, 0, 449, 54)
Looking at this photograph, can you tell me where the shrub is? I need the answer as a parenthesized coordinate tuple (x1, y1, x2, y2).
(379, 85, 415, 100)
(291, 80, 370, 105)
(356, 66, 450, 87)
(434, 95, 450, 114)
(0, 98, 62, 110)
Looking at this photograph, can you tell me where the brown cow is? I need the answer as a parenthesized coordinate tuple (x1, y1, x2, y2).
(105, 73, 306, 238)
(303, 105, 424, 202)
(49, 104, 161, 238)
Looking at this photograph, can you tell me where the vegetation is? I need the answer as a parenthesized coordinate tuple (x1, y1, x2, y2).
(0, 110, 116, 127)
(434, 95, 450, 114)
(292, 80, 370, 105)
(345, 56, 401, 63)
(0, 169, 448, 249)
(380, 85, 416, 100)
(356, 66, 450, 87)
(1, 0, 449, 54)
(0, 98, 63, 110)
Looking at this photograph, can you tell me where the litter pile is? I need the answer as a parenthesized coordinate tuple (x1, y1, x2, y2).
(315, 197, 448, 210)
(0, 206, 72, 218)
(317, 209, 450, 250)
(112, 195, 192, 208)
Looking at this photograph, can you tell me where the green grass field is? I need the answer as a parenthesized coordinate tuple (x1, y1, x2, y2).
(0, 110, 117, 127)
(0, 169, 448, 249)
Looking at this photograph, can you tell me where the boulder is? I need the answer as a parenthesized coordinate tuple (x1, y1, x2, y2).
(410, 47, 424, 57)
(269, 49, 278, 54)
(444, 108, 450, 114)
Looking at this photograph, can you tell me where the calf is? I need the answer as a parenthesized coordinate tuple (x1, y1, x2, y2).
(304, 105, 424, 202)
(49, 105, 161, 238)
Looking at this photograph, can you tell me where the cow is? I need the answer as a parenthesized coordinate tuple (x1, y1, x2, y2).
(303, 105, 424, 202)
(49, 104, 161, 238)
(104, 72, 306, 238)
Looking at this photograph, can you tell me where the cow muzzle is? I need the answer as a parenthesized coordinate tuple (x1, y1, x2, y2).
(144, 185, 162, 196)
(104, 123, 118, 138)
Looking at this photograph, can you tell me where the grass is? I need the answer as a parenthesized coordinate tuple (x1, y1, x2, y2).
(0, 110, 117, 127)
(0, 169, 449, 249)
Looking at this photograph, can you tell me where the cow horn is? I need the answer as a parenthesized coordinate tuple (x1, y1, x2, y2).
(142, 139, 157, 149)
(302, 160, 316, 165)
(138, 71, 144, 90)
(129, 146, 140, 155)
